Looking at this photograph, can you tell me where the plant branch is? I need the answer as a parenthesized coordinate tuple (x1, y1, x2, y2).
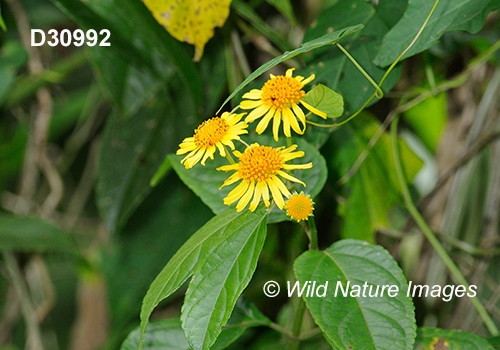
(390, 115, 499, 336)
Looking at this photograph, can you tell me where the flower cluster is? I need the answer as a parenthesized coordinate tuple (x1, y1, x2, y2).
(176, 68, 325, 220)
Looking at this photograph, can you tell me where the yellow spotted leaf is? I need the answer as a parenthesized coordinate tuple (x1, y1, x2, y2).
(142, 0, 231, 61)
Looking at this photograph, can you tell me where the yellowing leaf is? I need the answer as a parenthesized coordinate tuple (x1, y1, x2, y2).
(142, 0, 231, 61)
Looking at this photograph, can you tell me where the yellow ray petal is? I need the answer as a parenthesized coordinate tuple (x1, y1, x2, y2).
(245, 104, 270, 123)
(236, 181, 255, 212)
(242, 89, 262, 99)
(267, 178, 285, 210)
(272, 110, 282, 141)
(277, 170, 306, 186)
(224, 180, 249, 205)
(300, 100, 327, 119)
(256, 108, 275, 134)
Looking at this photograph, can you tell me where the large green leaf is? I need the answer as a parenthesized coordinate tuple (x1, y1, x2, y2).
(139, 207, 267, 349)
(0, 213, 76, 254)
(103, 175, 213, 337)
(169, 136, 327, 224)
(330, 113, 423, 242)
(374, 0, 500, 67)
(294, 239, 416, 350)
(299, 0, 405, 116)
(218, 25, 363, 113)
(96, 85, 197, 234)
(414, 327, 495, 349)
(181, 206, 269, 350)
(122, 298, 270, 350)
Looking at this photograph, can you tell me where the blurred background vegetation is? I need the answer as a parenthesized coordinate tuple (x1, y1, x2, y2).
(0, 0, 500, 349)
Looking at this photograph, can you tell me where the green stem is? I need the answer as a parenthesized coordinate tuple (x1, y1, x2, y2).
(286, 297, 306, 350)
(390, 115, 500, 336)
(336, 43, 383, 98)
(308, 0, 441, 130)
(225, 147, 236, 164)
(308, 217, 318, 250)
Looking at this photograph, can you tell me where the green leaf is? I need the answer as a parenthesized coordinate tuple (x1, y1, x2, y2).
(212, 296, 271, 350)
(0, 3, 6, 31)
(0, 213, 76, 254)
(414, 327, 495, 349)
(265, 0, 297, 25)
(96, 83, 198, 235)
(123, 298, 270, 350)
(181, 207, 269, 350)
(103, 175, 213, 334)
(169, 136, 327, 224)
(330, 113, 423, 242)
(489, 336, 500, 349)
(139, 208, 264, 349)
(374, 0, 500, 67)
(403, 92, 447, 153)
(150, 156, 172, 186)
(294, 239, 416, 350)
(300, 0, 404, 115)
(217, 24, 363, 113)
(302, 84, 344, 119)
(122, 319, 190, 350)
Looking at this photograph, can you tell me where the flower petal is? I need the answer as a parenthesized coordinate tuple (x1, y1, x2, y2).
(219, 172, 240, 189)
(240, 100, 263, 109)
(245, 104, 270, 123)
(300, 100, 327, 119)
(256, 108, 275, 134)
(267, 178, 285, 210)
(201, 146, 216, 165)
(224, 180, 249, 205)
(236, 181, 255, 212)
(249, 181, 264, 212)
(277, 170, 306, 186)
(272, 110, 282, 141)
(300, 74, 315, 86)
(271, 176, 291, 198)
(292, 104, 306, 130)
(282, 108, 294, 137)
(242, 89, 262, 99)
(285, 68, 295, 77)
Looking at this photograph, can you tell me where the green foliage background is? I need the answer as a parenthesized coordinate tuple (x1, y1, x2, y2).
(0, 0, 500, 349)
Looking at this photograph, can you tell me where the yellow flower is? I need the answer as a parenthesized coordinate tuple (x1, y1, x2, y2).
(217, 143, 312, 212)
(285, 192, 314, 222)
(240, 68, 327, 141)
(176, 112, 247, 169)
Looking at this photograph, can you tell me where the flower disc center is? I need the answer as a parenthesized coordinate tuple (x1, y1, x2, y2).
(239, 145, 284, 182)
(194, 117, 229, 147)
(261, 76, 305, 110)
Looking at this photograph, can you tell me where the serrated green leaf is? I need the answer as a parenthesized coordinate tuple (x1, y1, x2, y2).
(294, 239, 416, 350)
(330, 113, 423, 242)
(374, 0, 500, 67)
(218, 24, 363, 113)
(414, 327, 495, 349)
(0, 213, 76, 254)
(181, 207, 269, 350)
(139, 208, 263, 349)
(169, 136, 327, 224)
(300, 0, 404, 115)
(302, 84, 344, 119)
(123, 297, 270, 350)
(122, 319, 190, 350)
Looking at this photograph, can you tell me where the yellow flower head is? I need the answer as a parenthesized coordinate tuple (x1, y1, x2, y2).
(176, 112, 248, 169)
(240, 68, 327, 141)
(217, 143, 312, 212)
(285, 192, 314, 222)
